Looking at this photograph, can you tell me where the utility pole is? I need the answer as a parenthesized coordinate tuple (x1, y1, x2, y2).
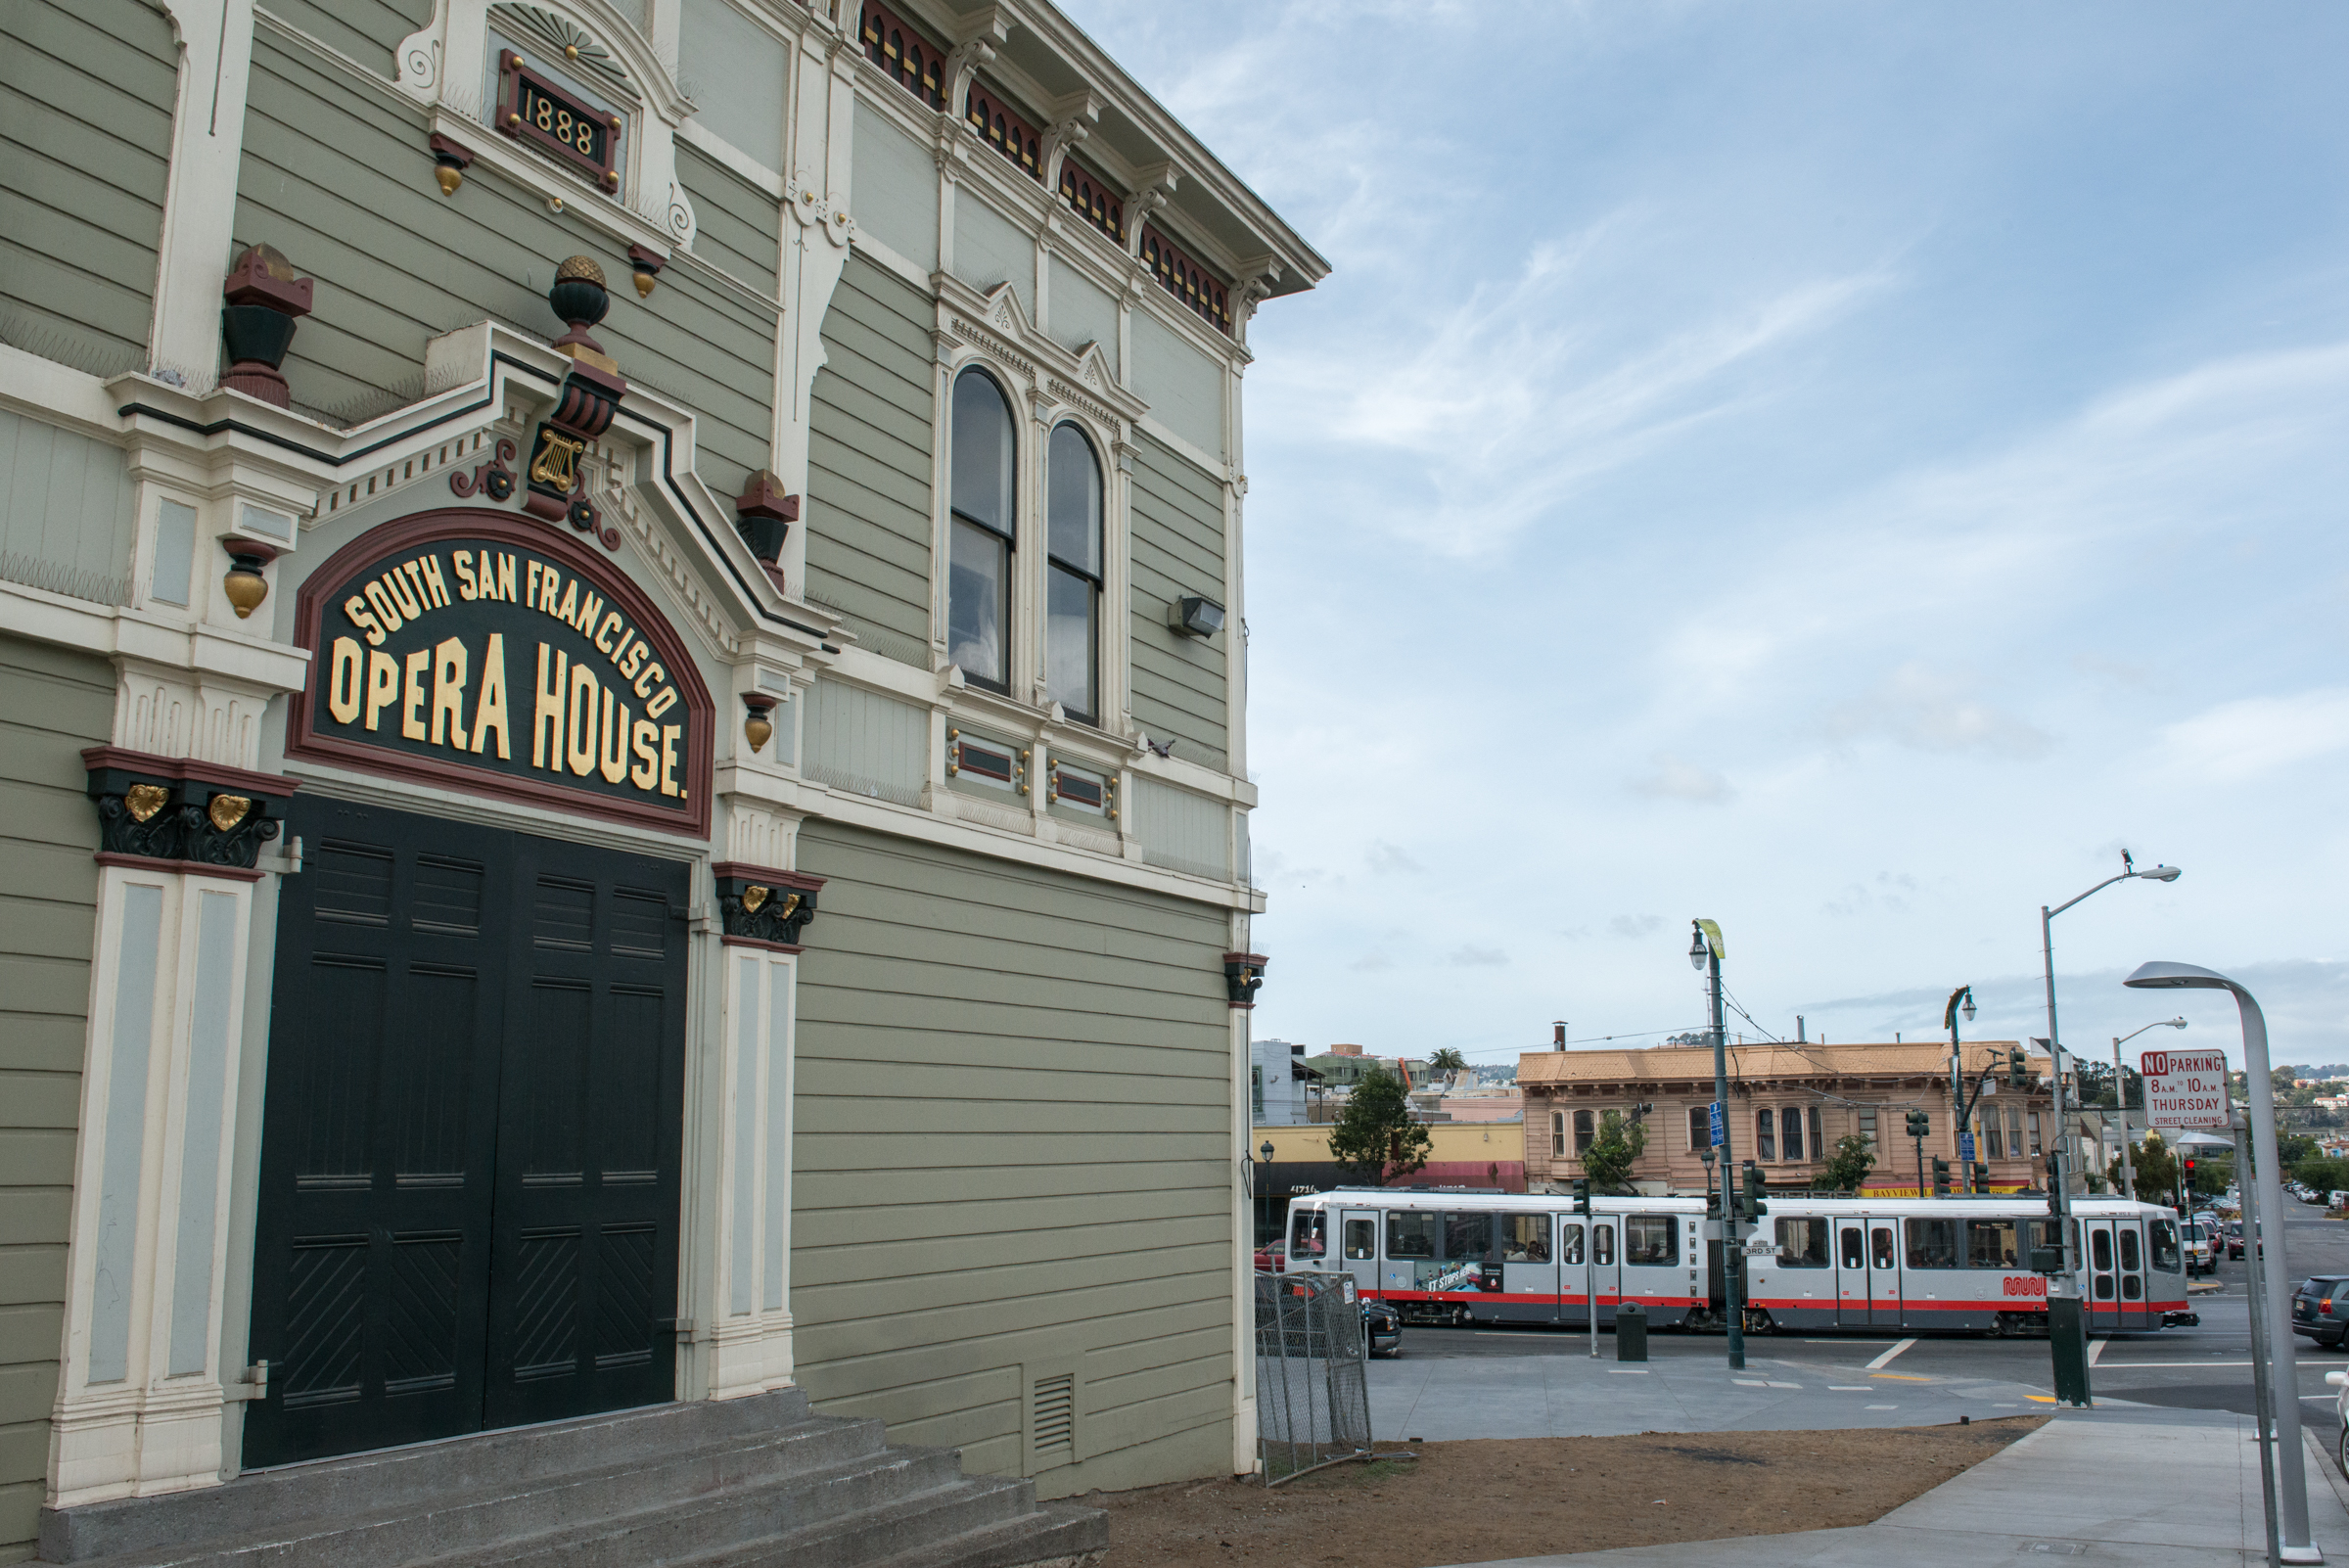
(1691, 920, 1742, 1370)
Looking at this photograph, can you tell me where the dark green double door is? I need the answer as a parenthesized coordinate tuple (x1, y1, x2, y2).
(245, 796, 688, 1468)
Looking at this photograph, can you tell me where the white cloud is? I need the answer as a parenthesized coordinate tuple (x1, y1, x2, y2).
(1633, 753, 1734, 803)
(1350, 952, 1397, 973)
(1366, 841, 1425, 875)
(2156, 688, 2349, 784)
(1610, 914, 1666, 939)
(1451, 945, 1509, 968)
(1823, 665, 2051, 760)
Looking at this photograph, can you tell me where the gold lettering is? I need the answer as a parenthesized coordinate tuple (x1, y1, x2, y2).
(532, 643, 568, 769)
(660, 724, 681, 798)
(566, 663, 599, 777)
(538, 566, 564, 616)
(401, 648, 432, 740)
(419, 554, 450, 608)
(385, 565, 423, 621)
(402, 560, 434, 614)
(645, 687, 677, 719)
(472, 633, 512, 759)
(364, 578, 405, 632)
(555, 577, 580, 627)
(526, 559, 543, 608)
(453, 550, 478, 601)
(598, 690, 629, 784)
(617, 633, 645, 680)
(364, 649, 400, 730)
(629, 718, 660, 789)
(343, 594, 386, 647)
(634, 660, 664, 700)
(495, 553, 517, 603)
(570, 588, 603, 636)
(430, 636, 469, 749)
(593, 610, 622, 655)
(327, 637, 364, 723)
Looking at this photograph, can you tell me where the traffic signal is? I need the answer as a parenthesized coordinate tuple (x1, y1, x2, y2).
(1932, 1158, 1952, 1197)
(2183, 1158, 2195, 1190)
(1742, 1162, 1770, 1218)
(2007, 1047, 2027, 1088)
(1972, 1162, 1989, 1191)
(1571, 1178, 1591, 1216)
(1906, 1110, 1930, 1139)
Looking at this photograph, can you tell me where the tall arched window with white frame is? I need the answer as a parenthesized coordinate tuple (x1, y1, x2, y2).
(947, 368, 1015, 690)
(1044, 423, 1103, 723)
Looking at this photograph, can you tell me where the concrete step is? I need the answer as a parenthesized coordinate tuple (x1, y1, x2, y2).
(867, 1501, 1110, 1568)
(39, 1391, 827, 1565)
(652, 1473, 1046, 1568)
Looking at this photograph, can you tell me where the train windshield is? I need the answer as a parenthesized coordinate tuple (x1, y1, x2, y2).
(1290, 1209, 1327, 1264)
(2149, 1218, 2180, 1271)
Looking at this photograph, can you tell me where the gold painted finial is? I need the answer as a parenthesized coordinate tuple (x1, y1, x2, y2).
(554, 254, 607, 287)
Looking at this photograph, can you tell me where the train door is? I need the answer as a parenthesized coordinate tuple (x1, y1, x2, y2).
(1557, 1217, 1617, 1326)
(1498, 1210, 1560, 1323)
(1339, 1209, 1379, 1297)
(2084, 1220, 2117, 1328)
(1866, 1218, 1902, 1325)
(2113, 1221, 2149, 1328)
(1835, 1219, 1869, 1326)
(1590, 1215, 1621, 1325)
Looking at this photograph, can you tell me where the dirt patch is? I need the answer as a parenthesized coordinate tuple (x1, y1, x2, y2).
(1093, 1418, 2044, 1568)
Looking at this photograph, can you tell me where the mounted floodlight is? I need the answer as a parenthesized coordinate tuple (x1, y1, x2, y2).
(2135, 864, 2183, 883)
(1170, 595, 1225, 637)
(1962, 993, 1977, 1024)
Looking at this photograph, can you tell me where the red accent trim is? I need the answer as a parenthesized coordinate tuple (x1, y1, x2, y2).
(857, 2, 945, 109)
(284, 509, 715, 840)
(719, 934, 804, 954)
(709, 862, 824, 892)
(1140, 224, 1232, 335)
(964, 82, 1042, 180)
(95, 853, 264, 883)
(497, 50, 621, 188)
(81, 747, 300, 798)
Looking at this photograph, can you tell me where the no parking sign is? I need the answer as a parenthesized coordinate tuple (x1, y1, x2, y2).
(2140, 1049, 2230, 1130)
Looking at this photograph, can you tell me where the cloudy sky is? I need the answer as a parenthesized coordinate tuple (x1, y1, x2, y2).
(1063, 1, 2349, 1072)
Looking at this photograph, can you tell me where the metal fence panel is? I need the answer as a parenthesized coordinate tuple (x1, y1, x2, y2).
(1254, 1271, 1371, 1483)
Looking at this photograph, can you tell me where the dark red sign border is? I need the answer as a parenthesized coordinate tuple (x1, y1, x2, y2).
(287, 507, 714, 840)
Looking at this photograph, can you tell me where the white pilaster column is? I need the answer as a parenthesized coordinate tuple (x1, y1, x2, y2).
(53, 866, 257, 1506)
(704, 943, 800, 1398)
(149, 0, 259, 383)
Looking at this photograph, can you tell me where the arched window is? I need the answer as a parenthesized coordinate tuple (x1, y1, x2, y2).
(1756, 1108, 1776, 1162)
(1572, 1108, 1593, 1155)
(1044, 423, 1102, 722)
(947, 368, 1015, 690)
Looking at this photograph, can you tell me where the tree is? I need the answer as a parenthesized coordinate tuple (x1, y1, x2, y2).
(2279, 1132, 2319, 1167)
(1427, 1047, 1467, 1084)
(2109, 1130, 2178, 1205)
(2294, 1156, 2349, 1196)
(1816, 1132, 1875, 1194)
(1580, 1110, 1647, 1193)
(1326, 1068, 1431, 1186)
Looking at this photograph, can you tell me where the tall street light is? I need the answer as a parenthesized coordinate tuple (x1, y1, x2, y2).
(2109, 1017, 2188, 1202)
(1945, 986, 1977, 1191)
(2039, 851, 2181, 1406)
(2125, 961, 2313, 1563)
(1690, 920, 1742, 1370)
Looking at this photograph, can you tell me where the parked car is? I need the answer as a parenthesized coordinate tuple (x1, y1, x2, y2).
(2182, 1222, 2216, 1275)
(1253, 1241, 1286, 1273)
(2226, 1222, 2244, 1260)
(1362, 1299, 1403, 1359)
(2293, 1276, 2349, 1350)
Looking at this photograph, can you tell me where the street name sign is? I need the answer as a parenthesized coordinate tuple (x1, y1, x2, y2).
(2140, 1049, 2230, 1130)
(1959, 1131, 1975, 1163)
(1708, 1101, 1725, 1148)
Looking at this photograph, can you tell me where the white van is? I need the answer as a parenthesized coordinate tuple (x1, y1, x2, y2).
(2181, 1222, 2216, 1275)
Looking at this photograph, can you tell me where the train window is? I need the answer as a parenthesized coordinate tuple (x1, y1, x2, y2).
(1559, 1222, 1585, 1266)
(1841, 1226, 1864, 1269)
(1591, 1223, 1615, 1268)
(1343, 1219, 1375, 1262)
(2119, 1228, 2142, 1272)
(1775, 1218, 1829, 1268)
(2093, 1270, 2115, 1299)
(1781, 1108, 1804, 1163)
(1626, 1216, 1677, 1266)
(1966, 1220, 2019, 1268)
(1290, 1210, 1327, 1263)
(1756, 1109, 1775, 1162)
(2122, 1272, 2142, 1300)
(1445, 1212, 1496, 1261)
(1906, 1218, 1960, 1269)
(1500, 1213, 1550, 1263)
(1387, 1211, 1439, 1260)
(2091, 1229, 2113, 1272)
(1871, 1226, 1895, 1268)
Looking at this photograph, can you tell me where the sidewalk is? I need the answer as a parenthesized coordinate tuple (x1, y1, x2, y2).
(1434, 1407, 2349, 1568)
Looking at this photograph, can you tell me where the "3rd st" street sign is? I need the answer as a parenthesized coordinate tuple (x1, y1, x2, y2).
(2140, 1049, 2230, 1130)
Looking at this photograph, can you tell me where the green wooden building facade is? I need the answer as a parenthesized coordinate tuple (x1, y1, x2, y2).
(0, 0, 1320, 1554)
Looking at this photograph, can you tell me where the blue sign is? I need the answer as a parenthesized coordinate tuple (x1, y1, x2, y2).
(1959, 1131, 1976, 1163)
(1708, 1101, 1726, 1148)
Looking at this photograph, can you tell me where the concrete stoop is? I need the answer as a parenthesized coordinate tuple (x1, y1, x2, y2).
(36, 1391, 1106, 1568)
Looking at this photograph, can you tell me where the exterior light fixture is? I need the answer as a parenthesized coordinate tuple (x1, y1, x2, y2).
(1259, 1140, 1274, 1164)
(1962, 993, 1977, 1024)
(1169, 594, 1224, 637)
(741, 692, 778, 754)
(1688, 926, 1708, 972)
(221, 540, 278, 620)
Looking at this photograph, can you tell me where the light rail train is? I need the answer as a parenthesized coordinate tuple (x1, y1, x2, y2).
(1279, 1187, 2193, 1335)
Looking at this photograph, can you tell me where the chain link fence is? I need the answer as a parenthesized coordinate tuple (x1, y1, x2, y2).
(1253, 1270, 1372, 1484)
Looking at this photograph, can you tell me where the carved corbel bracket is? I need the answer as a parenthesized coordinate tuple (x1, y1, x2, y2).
(1223, 951, 1267, 1009)
(713, 861, 826, 952)
(83, 747, 299, 882)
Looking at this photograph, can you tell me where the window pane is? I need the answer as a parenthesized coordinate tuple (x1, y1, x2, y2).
(1386, 1210, 1439, 1260)
(1500, 1213, 1550, 1263)
(1757, 1109, 1775, 1162)
(1044, 565, 1097, 719)
(1967, 1220, 2019, 1268)
(1688, 1106, 1708, 1150)
(1559, 1222, 1584, 1267)
(1046, 423, 1101, 575)
(2092, 1229, 2113, 1271)
(947, 519, 1008, 686)
(1775, 1218, 1829, 1268)
(949, 369, 1014, 533)
(1871, 1226, 1896, 1268)
(2119, 1227, 2141, 1271)
(1626, 1216, 1677, 1266)
(1809, 1107, 1822, 1162)
(1987, 1116, 2004, 1159)
(1782, 1107, 1805, 1163)
(1840, 1226, 1865, 1269)
(1551, 1112, 1565, 1158)
(1343, 1219, 1375, 1262)
(1592, 1223, 1615, 1268)
(1289, 1209, 1325, 1261)
(1444, 1212, 1496, 1262)
(1574, 1109, 1593, 1153)
(1905, 1218, 1959, 1269)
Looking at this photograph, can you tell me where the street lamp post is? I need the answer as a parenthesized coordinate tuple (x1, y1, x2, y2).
(1690, 920, 1743, 1370)
(2125, 961, 2313, 1563)
(1945, 986, 1978, 1190)
(2039, 851, 2181, 1407)
(2109, 1019, 2188, 1202)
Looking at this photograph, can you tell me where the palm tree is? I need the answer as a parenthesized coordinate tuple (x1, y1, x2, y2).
(1427, 1046, 1467, 1086)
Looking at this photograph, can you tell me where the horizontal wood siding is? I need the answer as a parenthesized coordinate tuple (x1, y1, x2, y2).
(806, 253, 935, 668)
(261, 0, 433, 83)
(236, 38, 774, 496)
(0, 1, 176, 375)
(792, 820, 1235, 1495)
(1126, 436, 1226, 770)
(0, 636, 110, 1560)
(674, 143, 780, 301)
(0, 408, 137, 607)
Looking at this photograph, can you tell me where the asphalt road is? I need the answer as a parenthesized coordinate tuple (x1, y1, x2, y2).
(1385, 1206, 2349, 1419)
